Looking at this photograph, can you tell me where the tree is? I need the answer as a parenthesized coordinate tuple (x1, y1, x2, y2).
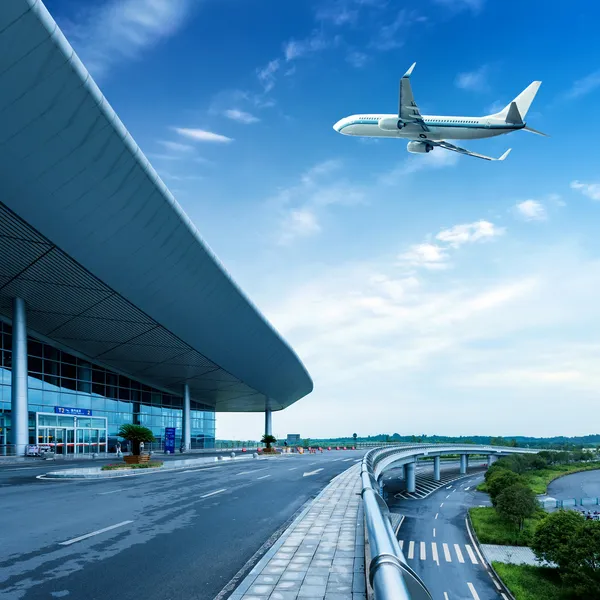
(261, 434, 277, 451)
(486, 469, 524, 506)
(532, 509, 584, 568)
(117, 424, 155, 456)
(563, 519, 600, 598)
(353, 433, 358, 443)
(495, 483, 537, 531)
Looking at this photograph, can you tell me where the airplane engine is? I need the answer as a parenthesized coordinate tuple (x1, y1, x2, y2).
(407, 140, 434, 154)
(378, 117, 404, 131)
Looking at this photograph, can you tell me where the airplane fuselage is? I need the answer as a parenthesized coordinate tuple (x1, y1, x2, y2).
(334, 114, 525, 141)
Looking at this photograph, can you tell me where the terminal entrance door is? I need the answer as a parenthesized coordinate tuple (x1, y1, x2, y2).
(36, 413, 107, 455)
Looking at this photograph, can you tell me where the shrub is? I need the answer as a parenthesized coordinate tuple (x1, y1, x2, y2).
(117, 424, 155, 456)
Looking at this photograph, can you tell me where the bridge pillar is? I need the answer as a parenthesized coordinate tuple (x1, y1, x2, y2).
(487, 454, 495, 467)
(406, 462, 416, 493)
(460, 453, 468, 474)
(433, 456, 441, 481)
(403, 463, 408, 482)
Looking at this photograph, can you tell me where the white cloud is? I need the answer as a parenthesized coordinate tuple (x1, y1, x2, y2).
(455, 65, 489, 92)
(433, 0, 485, 13)
(300, 159, 342, 186)
(565, 70, 600, 100)
(173, 128, 233, 143)
(514, 200, 547, 222)
(257, 59, 281, 92)
(60, 0, 195, 79)
(158, 140, 195, 153)
(369, 10, 424, 51)
(380, 149, 458, 185)
(346, 51, 368, 68)
(278, 209, 322, 245)
(485, 100, 505, 115)
(316, 3, 358, 25)
(398, 243, 450, 270)
(571, 180, 600, 201)
(436, 220, 504, 247)
(284, 32, 331, 61)
(224, 109, 259, 124)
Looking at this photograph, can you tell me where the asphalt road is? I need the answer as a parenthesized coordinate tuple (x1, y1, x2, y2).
(0, 450, 365, 600)
(388, 467, 499, 600)
(544, 468, 600, 501)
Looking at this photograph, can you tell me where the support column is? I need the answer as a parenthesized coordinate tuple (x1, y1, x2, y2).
(265, 408, 272, 437)
(487, 454, 495, 468)
(403, 463, 408, 482)
(11, 298, 29, 456)
(406, 462, 416, 493)
(182, 383, 191, 452)
(433, 455, 441, 481)
(460, 453, 468, 474)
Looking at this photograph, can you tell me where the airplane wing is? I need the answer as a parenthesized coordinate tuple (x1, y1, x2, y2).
(428, 140, 512, 161)
(399, 63, 429, 131)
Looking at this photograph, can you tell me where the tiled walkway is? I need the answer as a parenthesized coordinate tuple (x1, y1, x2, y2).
(230, 463, 366, 600)
(481, 544, 554, 567)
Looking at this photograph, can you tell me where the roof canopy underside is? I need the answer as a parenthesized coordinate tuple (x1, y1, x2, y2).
(0, 1, 313, 411)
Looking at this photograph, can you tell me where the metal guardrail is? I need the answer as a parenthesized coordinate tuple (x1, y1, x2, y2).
(360, 443, 539, 600)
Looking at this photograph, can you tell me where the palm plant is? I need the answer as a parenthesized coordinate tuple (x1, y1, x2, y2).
(261, 434, 277, 452)
(117, 423, 155, 456)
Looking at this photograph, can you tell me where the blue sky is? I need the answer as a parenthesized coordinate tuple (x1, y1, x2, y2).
(46, 0, 600, 440)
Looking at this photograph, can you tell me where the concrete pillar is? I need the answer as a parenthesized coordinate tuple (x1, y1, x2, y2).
(182, 383, 191, 451)
(487, 454, 495, 467)
(10, 298, 29, 455)
(460, 453, 468, 474)
(403, 463, 408, 482)
(406, 462, 416, 493)
(265, 408, 272, 437)
(433, 456, 441, 481)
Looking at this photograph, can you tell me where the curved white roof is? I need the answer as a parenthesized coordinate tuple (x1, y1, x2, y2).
(0, 0, 313, 411)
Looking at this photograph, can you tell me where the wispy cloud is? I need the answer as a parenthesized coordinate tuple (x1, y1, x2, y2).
(380, 149, 458, 185)
(433, 0, 485, 14)
(455, 65, 489, 92)
(284, 31, 333, 61)
(398, 243, 450, 270)
(436, 220, 505, 247)
(346, 51, 368, 68)
(174, 128, 233, 143)
(571, 180, 600, 201)
(224, 109, 259, 124)
(158, 140, 195, 153)
(565, 70, 600, 100)
(514, 200, 547, 222)
(257, 59, 281, 93)
(60, 0, 195, 79)
(278, 209, 322, 245)
(369, 9, 424, 51)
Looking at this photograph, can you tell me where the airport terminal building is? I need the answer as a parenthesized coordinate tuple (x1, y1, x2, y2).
(0, 1, 313, 456)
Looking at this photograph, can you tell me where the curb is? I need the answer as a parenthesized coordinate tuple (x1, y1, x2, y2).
(465, 512, 516, 600)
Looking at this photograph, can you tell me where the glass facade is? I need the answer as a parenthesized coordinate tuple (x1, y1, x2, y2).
(0, 321, 215, 452)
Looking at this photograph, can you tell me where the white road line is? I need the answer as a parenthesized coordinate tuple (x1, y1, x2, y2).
(399, 540, 404, 550)
(288, 467, 297, 470)
(177, 467, 219, 474)
(433, 528, 436, 538)
(99, 489, 123, 495)
(446, 494, 450, 499)
(408, 541, 415, 559)
(454, 544, 465, 563)
(501, 594, 508, 600)
(200, 488, 226, 499)
(465, 544, 478, 564)
(342, 458, 354, 462)
(467, 582, 481, 600)
(431, 542, 439, 565)
(420, 541, 426, 560)
(465, 486, 470, 491)
(443, 543, 451, 562)
(465, 517, 488, 568)
(444, 593, 449, 600)
(493, 578, 501, 590)
(440, 502, 444, 507)
(59, 520, 133, 546)
(256, 474, 271, 480)
(237, 468, 266, 475)
(435, 513, 438, 519)
(446, 485, 452, 489)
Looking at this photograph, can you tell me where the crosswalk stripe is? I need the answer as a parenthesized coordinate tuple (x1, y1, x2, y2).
(454, 543, 465, 563)
(465, 544, 478, 564)
(431, 542, 439, 565)
(408, 541, 415, 559)
(443, 543, 451, 562)
(420, 541, 426, 560)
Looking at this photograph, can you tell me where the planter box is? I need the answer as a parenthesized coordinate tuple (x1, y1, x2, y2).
(123, 454, 150, 464)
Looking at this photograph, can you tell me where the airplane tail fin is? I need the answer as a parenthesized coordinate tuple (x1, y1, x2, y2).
(489, 81, 542, 122)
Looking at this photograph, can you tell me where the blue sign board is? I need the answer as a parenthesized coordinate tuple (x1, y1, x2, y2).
(54, 406, 92, 416)
(164, 427, 176, 454)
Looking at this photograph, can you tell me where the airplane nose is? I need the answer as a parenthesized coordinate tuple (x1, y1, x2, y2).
(333, 119, 344, 133)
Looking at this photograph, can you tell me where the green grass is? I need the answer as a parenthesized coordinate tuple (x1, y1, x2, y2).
(101, 461, 164, 471)
(492, 563, 562, 600)
(522, 463, 600, 494)
(477, 481, 488, 492)
(469, 507, 546, 546)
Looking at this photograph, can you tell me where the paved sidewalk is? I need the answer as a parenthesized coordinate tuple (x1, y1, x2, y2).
(230, 463, 366, 600)
(481, 544, 554, 567)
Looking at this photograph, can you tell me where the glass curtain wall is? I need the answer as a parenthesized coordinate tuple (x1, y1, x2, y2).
(0, 321, 215, 451)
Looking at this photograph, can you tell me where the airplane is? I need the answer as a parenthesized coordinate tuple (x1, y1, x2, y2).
(333, 63, 547, 161)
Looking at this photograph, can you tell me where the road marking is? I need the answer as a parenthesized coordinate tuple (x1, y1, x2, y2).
(454, 544, 465, 563)
(435, 513, 438, 519)
(431, 542, 439, 565)
(236, 468, 266, 475)
(465, 486, 470, 491)
(288, 467, 297, 471)
(467, 582, 481, 600)
(256, 474, 271, 480)
(465, 516, 488, 568)
(443, 543, 451, 562)
(433, 528, 436, 538)
(501, 594, 508, 600)
(440, 502, 444, 507)
(399, 540, 404, 550)
(177, 467, 219, 474)
(446, 494, 450, 499)
(492, 578, 501, 590)
(342, 458, 353, 462)
(200, 488, 226, 499)
(446, 485, 452, 489)
(444, 593, 449, 600)
(452, 489, 456, 493)
(420, 541, 426, 560)
(465, 544, 478, 564)
(303, 468, 324, 477)
(99, 489, 123, 495)
(59, 521, 133, 546)
(408, 541, 415, 559)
